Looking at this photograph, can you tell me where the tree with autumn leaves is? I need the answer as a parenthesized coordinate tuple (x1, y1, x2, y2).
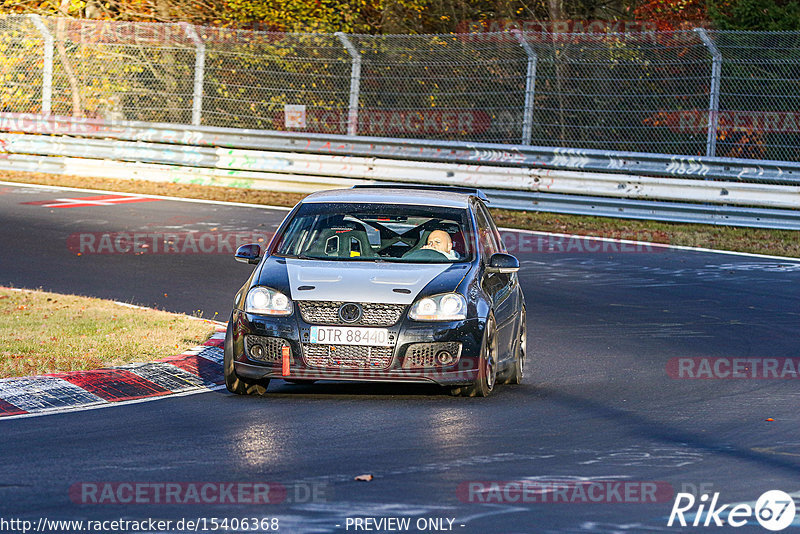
(633, 0, 800, 31)
(2, 0, 799, 33)
(1, 0, 798, 161)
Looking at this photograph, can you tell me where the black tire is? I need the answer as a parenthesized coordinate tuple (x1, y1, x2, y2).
(458, 314, 498, 397)
(501, 306, 526, 385)
(224, 315, 270, 396)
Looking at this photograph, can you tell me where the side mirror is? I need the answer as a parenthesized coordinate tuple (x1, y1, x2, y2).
(235, 243, 262, 265)
(487, 252, 519, 274)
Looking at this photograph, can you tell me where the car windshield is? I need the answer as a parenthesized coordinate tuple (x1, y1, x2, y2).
(273, 202, 474, 263)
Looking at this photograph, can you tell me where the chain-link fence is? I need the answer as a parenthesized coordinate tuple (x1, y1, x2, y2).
(2, 15, 800, 162)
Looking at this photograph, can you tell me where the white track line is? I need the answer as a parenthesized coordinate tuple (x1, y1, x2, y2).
(0, 179, 292, 211)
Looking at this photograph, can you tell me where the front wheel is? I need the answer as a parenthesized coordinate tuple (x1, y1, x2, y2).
(457, 314, 498, 397)
(224, 315, 270, 396)
(501, 306, 526, 385)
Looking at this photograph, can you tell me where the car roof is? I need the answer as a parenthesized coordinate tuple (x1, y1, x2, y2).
(301, 187, 477, 209)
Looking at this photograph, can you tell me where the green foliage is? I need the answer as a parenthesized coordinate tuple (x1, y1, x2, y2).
(710, 0, 800, 30)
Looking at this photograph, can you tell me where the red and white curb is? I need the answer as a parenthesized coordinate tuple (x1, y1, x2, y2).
(0, 327, 227, 420)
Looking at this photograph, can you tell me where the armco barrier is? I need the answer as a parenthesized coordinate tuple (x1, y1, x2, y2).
(2, 132, 799, 209)
(3, 153, 800, 229)
(0, 114, 799, 229)
(485, 190, 800, 230)
(2, 114, 800, 184)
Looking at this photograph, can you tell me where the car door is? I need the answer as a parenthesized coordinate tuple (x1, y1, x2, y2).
(474, 201, 518, 359)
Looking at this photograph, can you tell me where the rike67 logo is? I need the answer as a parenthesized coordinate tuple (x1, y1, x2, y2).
(668, 490, 796, 531)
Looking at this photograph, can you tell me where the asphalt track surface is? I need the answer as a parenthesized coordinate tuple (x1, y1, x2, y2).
(1, 183, 799, 533)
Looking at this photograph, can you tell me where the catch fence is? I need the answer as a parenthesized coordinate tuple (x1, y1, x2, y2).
(1, 16, 800, 162)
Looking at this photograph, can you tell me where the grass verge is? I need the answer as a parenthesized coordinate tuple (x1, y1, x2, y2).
(0, 286, 216, 379)
(2, 169, 798, 258)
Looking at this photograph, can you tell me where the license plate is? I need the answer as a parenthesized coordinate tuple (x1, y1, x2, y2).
(309, 326, 390, 347)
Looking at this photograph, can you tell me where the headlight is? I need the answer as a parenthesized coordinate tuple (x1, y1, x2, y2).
(408, 293, 467, 321)
(245, 287, 293, 316)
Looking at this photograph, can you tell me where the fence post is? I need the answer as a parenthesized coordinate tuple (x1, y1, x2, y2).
(29, 15, 53, 116)
(512, 30, 537, 145)
(335, 32, 361, 136)
(181, 23, 205, 126)
(694, 28, 722, 158)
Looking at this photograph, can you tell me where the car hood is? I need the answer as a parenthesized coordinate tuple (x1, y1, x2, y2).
(282, 259, 462, 304)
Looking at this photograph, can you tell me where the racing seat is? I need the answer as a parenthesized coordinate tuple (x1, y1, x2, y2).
(449, 229, 466, 257)
(307, 221, 376, 258)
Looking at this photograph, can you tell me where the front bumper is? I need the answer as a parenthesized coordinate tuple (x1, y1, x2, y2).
(230, 308, 484, 386)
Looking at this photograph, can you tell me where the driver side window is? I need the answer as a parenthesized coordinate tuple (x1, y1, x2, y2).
(474, 203, 500, 258)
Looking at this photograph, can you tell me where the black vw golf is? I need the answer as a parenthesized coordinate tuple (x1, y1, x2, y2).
(225, 185, 526, 397)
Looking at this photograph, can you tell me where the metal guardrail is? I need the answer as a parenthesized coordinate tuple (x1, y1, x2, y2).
(0, 114, 799, 230)
(486, 190, 800, 230)
(0, 153, 362, 193)
(3, 114, 800, 185)
(3, 151, 798, 230)
(2, 131, 799, 209)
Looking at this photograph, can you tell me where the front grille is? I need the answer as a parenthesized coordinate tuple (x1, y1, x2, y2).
(297, 301, 406, 326)
(302, 343, 394, 370)
(402, 342, 462, 369)
(245, 335, 290, 364)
